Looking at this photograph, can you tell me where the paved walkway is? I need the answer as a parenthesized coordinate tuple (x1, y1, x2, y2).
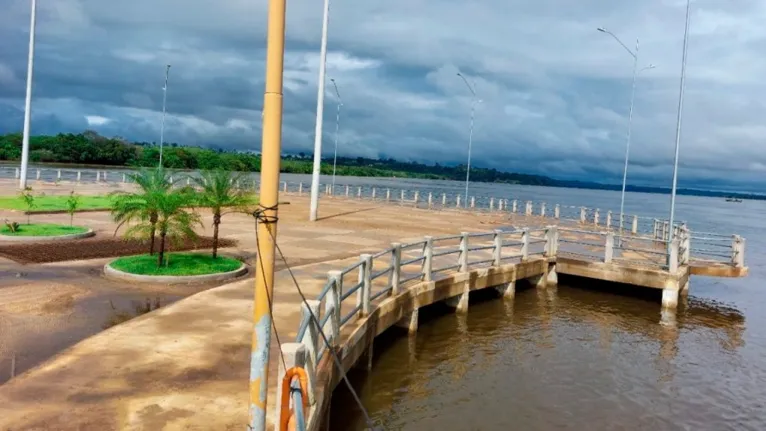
(0, 188, 538, 430)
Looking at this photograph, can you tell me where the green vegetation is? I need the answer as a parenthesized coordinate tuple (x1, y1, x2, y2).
(0, 223, 88, 236)
(0, 194, 112, 212)
(192, 170, 252, 258)
(20, 187, 35, 223)
(110, 253, 242, 276)
(66, 192, 81, 225)
(0, 130, 555, 185)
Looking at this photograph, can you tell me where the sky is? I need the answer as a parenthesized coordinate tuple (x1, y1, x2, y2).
(1, 0, 766, 192)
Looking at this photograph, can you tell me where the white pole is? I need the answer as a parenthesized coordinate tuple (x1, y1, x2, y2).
(159, 64, 171, 168)
(619, 42, 638, 238)
(309, 0, 331, 222)
(19, 0, 37, 190)
(668, 0, 692, 256)
(330, 78, 342, 191)
(457, 72, 478, 208)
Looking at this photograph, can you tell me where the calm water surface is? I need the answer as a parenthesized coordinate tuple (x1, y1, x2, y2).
(332, 187, 766, 430)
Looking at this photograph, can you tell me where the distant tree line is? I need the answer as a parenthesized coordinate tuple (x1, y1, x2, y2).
(0, 131, 557, 185)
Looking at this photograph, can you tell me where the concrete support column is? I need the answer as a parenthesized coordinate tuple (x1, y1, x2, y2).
(395, 306, 419, 334)
(662, 288, 679, 309)
(495, 279, 516, 299)
(445, 280, 470, 313)
(632, 216, 638, 234)
(273, 343, 307, 428)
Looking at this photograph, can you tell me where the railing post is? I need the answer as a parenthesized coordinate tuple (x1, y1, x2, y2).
(458, 232, 469, 272)
(414, 191, 419, 205)
(632, 216, 638, 234)
(390, 243, 402, 295)
(422, 237, 433, 281)
(525, 201, 532, 216)
(95, 171, 100, 182)
(427, 192, 433, 209)
(580, 207, 586, 224)
(125, 174, 129, 184)
(282, 181, 287, 193)
(732, 235, 745, 268)
(669, 239, 679, 273)
(325, 271, 342, 346)
(512, 200, 517, 213)
(274, 343, 307, 429)
(489, 198, 494, 211)
(498, 199, 503, 211)
(456, 195, 461, 208)
(372, 188, 377, 200)
(345, 185, 350, 197)
(540, 202, 546, 217)
(386, 189, 390, 202)
(400, 190, 405, 203)
(35, 169, 40, 181)
(544, 225, 558, 257)
(300, 299, 320, 405)
(594, 209, 600, 226)
(554, 204, 560, 219)
(663, 221, 670, 241)
(77, 171, 81, 182)
(521, 229, 529, 261)
(470, 196, 475, 208)
(57, 169, 61, 181)
(357, 186, 362, 199)
(604, 232, 614, 264)
(682, 225, 690, 264)
(441, 193, 447, 207)
(298, 182, 303, 195)
(606, 211, 612, 229)
(493, 229, 503, 266)
(357, 254, 372, 316)
(15, 167, 19, 179)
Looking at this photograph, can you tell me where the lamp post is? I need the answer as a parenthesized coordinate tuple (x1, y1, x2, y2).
(19, 0, 37, 190)
(330, 78, 342, 191)
(456, 72, 478, 207)
(309, 0, 332, 221)
(597, 27, 655, 237)
(158, 64, 171, 168)
(668, 0, 692, 254)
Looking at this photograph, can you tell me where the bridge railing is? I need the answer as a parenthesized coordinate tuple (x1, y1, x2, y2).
(285, 224, 715, 425)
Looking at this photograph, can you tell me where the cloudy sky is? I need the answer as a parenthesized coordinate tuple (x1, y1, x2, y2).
(1, 0, 765, 191)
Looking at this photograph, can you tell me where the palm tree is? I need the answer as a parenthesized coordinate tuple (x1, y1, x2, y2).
(192, 170, 252, 258)
(122, 188, 202, 267)
(111, 168, 175, 255)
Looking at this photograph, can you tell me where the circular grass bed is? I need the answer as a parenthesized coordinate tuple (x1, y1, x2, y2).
(110, 253, 243, 276)
(0, 223, 89, 237)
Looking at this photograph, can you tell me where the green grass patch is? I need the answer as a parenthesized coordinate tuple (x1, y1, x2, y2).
(0, 195, 113, 212)
(110, 253, 243, 276)
(0, 223, 89, 236)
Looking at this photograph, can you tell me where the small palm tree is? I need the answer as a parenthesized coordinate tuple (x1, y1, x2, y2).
(111, 168, 175, 255)
(192, 170, 252, 258)
(122, 188, 201, 267)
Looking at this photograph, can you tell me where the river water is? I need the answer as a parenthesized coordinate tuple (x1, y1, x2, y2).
(330, 187, 765, 430)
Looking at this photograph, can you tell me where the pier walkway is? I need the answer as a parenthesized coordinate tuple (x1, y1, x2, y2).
(0, 182, 747, 431)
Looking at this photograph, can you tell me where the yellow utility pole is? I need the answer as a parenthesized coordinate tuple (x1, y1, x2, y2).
(249, 0, 287, 429)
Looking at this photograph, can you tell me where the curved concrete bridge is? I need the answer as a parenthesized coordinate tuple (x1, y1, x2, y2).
(0, 192, 746, 431)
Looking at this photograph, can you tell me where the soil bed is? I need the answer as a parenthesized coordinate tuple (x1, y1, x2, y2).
(0, 236, 237, 264)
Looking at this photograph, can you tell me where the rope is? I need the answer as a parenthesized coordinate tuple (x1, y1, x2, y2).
(251, 210, 380, 430)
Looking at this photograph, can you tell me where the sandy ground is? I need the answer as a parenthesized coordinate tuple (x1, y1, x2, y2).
(0, 179, 669, 431)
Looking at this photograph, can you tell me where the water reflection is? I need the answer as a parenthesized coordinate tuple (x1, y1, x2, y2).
(333, 282, 748, 431)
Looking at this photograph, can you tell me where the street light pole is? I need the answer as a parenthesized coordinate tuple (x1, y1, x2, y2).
(668, 0, 692, 253)
(159, 64, 171, 168)
(330, 78, 342, 191)
(597, 28, 654, 237)
(19, 0, 37, 190)
(456, 72, 477, 208)
(309, 0, 331, 221)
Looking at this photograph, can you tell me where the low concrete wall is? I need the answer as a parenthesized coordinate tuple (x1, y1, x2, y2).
(0, 228, 95, 242)
(104, 261, 248, 284)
